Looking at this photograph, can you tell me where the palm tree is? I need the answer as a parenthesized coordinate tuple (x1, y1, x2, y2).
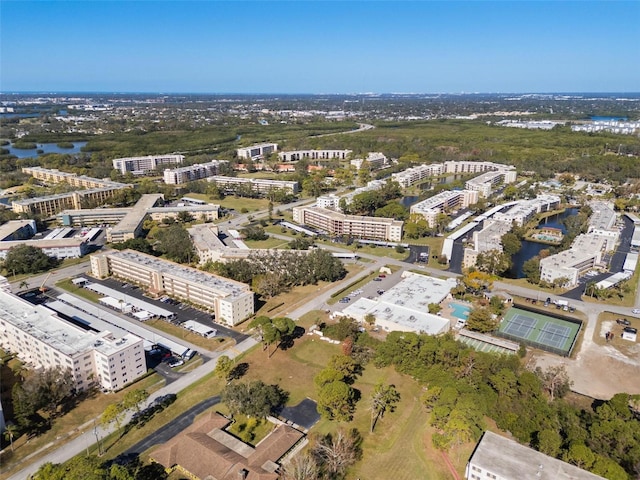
(370, 382, 400, 433)
(18, 280, 29, 291)
(4, 422, 19, 451)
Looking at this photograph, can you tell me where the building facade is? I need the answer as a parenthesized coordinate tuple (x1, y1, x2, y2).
(292, 205, 403, 241)
(91, 250, 254, 326)
(410, 190, 479, 227)
(278, 149, 351, 162)
(21, 167, 126, 189)
(237, 143, 278, 160)
(112, 154, 184, 175)
(0, 291, 146, 392)
(163, 160, 228, 185)
(207, 176, 299, 195)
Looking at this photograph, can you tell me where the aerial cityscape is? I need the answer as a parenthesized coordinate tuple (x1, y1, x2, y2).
(0, 1, 639, 480)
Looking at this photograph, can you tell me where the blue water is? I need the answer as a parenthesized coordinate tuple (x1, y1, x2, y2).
(449, 302, 471, 320)
(6, 141, 88, 159)
(590, 116, 628, 122)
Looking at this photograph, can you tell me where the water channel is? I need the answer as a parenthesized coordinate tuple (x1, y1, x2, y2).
(6, 141, 88, 159)
(507, 207, 579, 278)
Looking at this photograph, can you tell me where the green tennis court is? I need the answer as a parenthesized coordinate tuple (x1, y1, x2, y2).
(498, 307, 581, 356)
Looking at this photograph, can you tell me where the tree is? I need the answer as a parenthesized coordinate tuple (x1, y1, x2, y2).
(281, 453, 319, 480)
(535, 365, 573, 401)
(537, 429, 562, 457)
(222, 381, 287, 419)
(460, 270, 493, 295)
(111, 237, 155, 255)
(466, 307, 497, 333)
(241, 225, 269, 241)
(2, 244, 56, 275)
(501, 232, 522, 256)
(18, 280, 29, 291)
(476, 249, 511, 275)
(312, 428, 362, 478)
(563, 442, 596, 469)
(38, 367, 75, 421)
(153, 223, 195, 263)
(316, 380, 355, 422)
(370, 382, 400, 433)
(176, 210, 194, 223)
(214, 355, 234, 382)
(122, 389, 149, 415)
(522, 256, 541, 284)
(4, 422, 18, 451)
(101, 402, 126, 436)
(428, 303, 441, 314)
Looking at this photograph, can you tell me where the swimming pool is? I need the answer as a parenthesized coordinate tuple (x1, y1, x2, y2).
(449, 302, 471, 320)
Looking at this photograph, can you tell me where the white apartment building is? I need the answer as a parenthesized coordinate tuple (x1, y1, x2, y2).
(316, 194, 341, 210)
(22, 167, 127, 189)
(163, 160, 228, 185)
(350, 152, 388, 170)
(112, 154, 184, 175)
(90, 250, 254, 326)
(0, 238, 89, 260)
(338, 179, 390, 210)
(539, 233, 608, 287)
(410, 190, 479, 227)
(278, 149, 351, 162)
(207, 175, 299, 195)
(392, 161, 515, 188)
(466, 431, 605, 480)
(492, 195, 561, 226)
(465, 169, 517, 197)
(292, 205, 403, 242)
(236, 143, 278, 160)
(0, 291, 146, 392)
(463, 219, 513, 269)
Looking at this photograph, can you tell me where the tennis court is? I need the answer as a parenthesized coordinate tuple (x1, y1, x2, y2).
(498, 307, 581, 356)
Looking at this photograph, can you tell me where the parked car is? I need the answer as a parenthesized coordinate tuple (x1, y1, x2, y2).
(373, 277, 382, 282)
(378, 274, 386, 278)
(617, 318, 631, 326)
(632, 309, 640, 314)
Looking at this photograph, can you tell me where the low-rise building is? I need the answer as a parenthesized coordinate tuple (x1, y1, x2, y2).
(292, 205, 403, 241)
(465, 169, 517, 197)
(492, 195, 561, 226)
(350, 152, 388, 170)
(0, 220, 37, 241)
(0, 237, 89, 260)
(12, 186, 128, 217)
(207, 175, 298, 195)
(90, 250, 254, 326)
(21, 167, 126, 189)
(163, 160, 228, 184)
(0, 290, 146, 392)
(112, 154, 184, 175)
(466, 431, 605, 480)
(278, 149, 351, 162)
(410, 190, 479, 227)
(539, 233, 608, 286)
(107, 194, 164, 243)
(237, 143, 278, 160)
(463, 219, 512, 269)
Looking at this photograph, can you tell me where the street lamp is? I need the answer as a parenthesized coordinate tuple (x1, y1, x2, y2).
(93, 420, 103, 456)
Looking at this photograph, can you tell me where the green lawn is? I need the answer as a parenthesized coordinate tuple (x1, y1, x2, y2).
(56, 278, 103, 302)
(243, 237, 289, 249)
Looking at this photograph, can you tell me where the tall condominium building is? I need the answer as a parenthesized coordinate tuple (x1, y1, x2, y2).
(466, 431, 605, 480)
(292, 205, 403, 242)
(112, 154, 185, 175)
(90, 250, 254, 326)
(465, 169, 517, 197)
(278, 149, 352, 162)
(410, 190, 479, 227)
(236, 143, 278, 160)
(163, 160, 228, 184)
(0, 290, 146, 392)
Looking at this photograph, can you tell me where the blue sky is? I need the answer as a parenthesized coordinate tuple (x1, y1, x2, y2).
(1, 1, 638, 93)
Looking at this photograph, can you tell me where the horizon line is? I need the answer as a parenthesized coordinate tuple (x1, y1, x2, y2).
(2, 91, 640, 96)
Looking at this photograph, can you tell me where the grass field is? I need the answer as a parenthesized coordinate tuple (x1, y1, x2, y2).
(242, 237, 289, 249)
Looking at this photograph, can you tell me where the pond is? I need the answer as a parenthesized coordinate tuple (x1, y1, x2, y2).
(507, 208, 579, 278)
(6, 141, 88, 159)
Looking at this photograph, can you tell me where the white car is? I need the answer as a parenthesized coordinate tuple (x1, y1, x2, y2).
(632, 309, 640, 314)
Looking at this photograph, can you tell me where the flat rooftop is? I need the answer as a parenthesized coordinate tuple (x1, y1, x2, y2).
(469, 431, 605, 480)
(380, 272, 457, 310)
(109, 250, 252, 299)
(188, 224, 226, 251)
(0, 220, 35, 240)
(304, 206, 402, 226)
(109, 194, 163, 235)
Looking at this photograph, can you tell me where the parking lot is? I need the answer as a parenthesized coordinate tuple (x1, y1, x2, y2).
(88, 277, 248, 344)
(331, 269, 401, 310)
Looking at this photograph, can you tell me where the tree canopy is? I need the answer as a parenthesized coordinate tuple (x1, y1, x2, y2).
(2, 244, 57, 275)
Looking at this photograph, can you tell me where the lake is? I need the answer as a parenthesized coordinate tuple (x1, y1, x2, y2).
(508, 208, 579, 278)
(6, 141, 88, 159)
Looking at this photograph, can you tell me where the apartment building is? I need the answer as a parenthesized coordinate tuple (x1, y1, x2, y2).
(90, 250, 254, 326)
(107, 194, 164, 243)
(148, 204, 219, 223)
(350, 152, 388, 170)
(465, 169, 517, 197)
(292, 205, 403, 242)
(22, 167, 127, 190)
(539, 233, 608, 287)
(278, 149, 351, 162)
(12, 187, 126, 217)
(463, 219, 513, 269)
(410, 190, 479, 227)
(112, 154, 184, 175)
(0, 290, 146, 392)
(392, 163, 446, 188)
(163, 160, 228, 185)
(466, 431, 605, 480)
(0, 238, 89, 260)
(236, 143, 278, 160)
(0, 220, 37, 241)
(392, 161, 515, 188)
(492, 195, 561, 226)
(207, 176, 299, 195)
